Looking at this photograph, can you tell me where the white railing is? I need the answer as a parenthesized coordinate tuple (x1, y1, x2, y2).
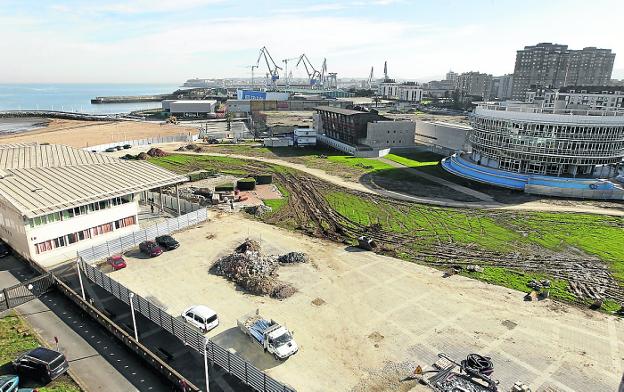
(85, 133, 199, 152)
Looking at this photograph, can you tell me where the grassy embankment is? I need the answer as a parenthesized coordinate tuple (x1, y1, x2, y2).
(0, 313, 80, 392)
(325, 190, 623, 310)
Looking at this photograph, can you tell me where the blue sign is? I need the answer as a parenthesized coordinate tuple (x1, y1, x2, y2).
(240, 90, 267, 100)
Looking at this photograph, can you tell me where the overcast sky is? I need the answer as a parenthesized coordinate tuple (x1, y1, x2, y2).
(1, 0, 623, 83)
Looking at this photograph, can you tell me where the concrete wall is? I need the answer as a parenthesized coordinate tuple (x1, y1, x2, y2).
(414, 120, 470, 153)
(363, 121, 416, 149)
(226, 100, 251, 113)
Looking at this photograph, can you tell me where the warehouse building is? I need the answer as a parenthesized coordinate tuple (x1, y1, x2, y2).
(442, 103, 624, 199)
(163, 100, 217, 118)
(0, 143, 187, 266)
(313, 106, 415, 156)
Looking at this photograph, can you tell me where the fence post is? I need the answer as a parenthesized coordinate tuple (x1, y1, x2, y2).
(2, 288, 9, 310)
(245, 362, 248, 384)
(227, 351, 231, 373)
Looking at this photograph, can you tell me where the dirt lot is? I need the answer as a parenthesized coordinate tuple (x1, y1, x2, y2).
(110, 213, 623, 392)
(0, 118, 196, 148)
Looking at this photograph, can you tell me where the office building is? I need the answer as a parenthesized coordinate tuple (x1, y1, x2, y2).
(527, 86, 624, 111)
(491, 74, 514, 100)
(314, 106, 415, 156)
(511, 43, 616, 100)
(0, 143, 186, 265)
(442, 103, 624, 199)
(378, 82, 423, 102)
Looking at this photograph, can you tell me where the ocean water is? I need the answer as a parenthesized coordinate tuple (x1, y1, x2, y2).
(0, 83, 181, 114)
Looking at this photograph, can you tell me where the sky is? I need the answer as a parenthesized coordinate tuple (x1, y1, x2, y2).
(1, 0, 623, 83)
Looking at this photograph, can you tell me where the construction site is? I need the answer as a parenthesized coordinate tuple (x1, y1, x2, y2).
(90, 140, 624, 392)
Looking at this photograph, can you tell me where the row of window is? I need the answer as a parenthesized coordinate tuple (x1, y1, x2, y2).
(29, 195, 134, 228)
(34, 215, 137, 254)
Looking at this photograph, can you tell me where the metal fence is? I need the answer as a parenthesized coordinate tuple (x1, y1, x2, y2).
(147, 191, 203, 215)
(79, 260, 296, 392)
(0, 273, 55, 311)
(77, 209, 208, 263)
(85, 133, 199, 152)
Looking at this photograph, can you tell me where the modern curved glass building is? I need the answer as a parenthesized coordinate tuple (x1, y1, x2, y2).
(442, 103, 624, 199)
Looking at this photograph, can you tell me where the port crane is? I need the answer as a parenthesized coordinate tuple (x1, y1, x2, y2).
(296, 53, 321, 87)
(256, 46, 282, 87)
(367, 66, 374, 89)
(281, 56, 299, 87)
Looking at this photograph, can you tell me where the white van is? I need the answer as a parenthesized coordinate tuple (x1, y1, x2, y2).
(182, 305, 219, 332)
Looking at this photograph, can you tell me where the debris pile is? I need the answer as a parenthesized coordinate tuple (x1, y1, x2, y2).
(136, 152, 150, 160)
(146, 147, 168, 157)
(244, 205, 273, 216)
(211, 239, 307, 299)
(278, 252, 308, 264)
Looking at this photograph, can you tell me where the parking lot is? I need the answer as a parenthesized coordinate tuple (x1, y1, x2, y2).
(108, 212, 623, 392)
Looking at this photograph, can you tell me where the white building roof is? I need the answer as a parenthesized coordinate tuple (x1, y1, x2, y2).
(0, 143, 187, 218)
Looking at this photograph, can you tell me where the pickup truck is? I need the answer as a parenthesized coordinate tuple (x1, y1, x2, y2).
(237, 310, 298, 360)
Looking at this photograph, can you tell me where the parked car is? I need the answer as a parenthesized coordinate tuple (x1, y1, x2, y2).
(139, 240, 163, 257)
(182, 305, 219, 332)
(107, 255, 126, 270)
(123, 144, 132, 149)
(0, 375, 36, 392)
(0, 241, 11, 258)
(155, 235, 179, 251)
(104, 147, 116, 153)
(13, 347, 69, 384)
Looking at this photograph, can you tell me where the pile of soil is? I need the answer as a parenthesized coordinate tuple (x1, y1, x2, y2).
(210, 239, 306, 299)
(146, 147, 168, 157)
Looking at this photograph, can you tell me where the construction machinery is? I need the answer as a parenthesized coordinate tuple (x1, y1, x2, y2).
(281, 56, 299, 87)
(296, 53, 321, 87)
(256, 46, 282, 87)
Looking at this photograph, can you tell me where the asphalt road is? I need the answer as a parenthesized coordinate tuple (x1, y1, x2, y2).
(0, 255, 172, 391)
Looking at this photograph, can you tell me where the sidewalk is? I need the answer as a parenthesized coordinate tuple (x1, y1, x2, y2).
(0, 256, 169, 392)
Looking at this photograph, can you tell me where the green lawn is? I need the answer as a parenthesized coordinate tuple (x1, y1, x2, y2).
(325, 155, 394, 172)
(0, 314, 81, 392)
(149, 155, 250, 175)
(384, 152, 442, 168)
(463, 267, 577, 302)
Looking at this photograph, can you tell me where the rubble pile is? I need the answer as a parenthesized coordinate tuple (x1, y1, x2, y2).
(146, 147, 168, 157)
(136, 152, 150, 160)
(210, 239, 307, 299)
(244, 205, 273, 216)
(278, 252, 308, 264)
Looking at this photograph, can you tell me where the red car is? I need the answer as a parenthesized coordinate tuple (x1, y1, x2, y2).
(139, 240, 163, 257)
(107, 255, 127, 270)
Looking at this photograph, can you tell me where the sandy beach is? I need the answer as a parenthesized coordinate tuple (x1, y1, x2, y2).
(0, 118, 197, 148)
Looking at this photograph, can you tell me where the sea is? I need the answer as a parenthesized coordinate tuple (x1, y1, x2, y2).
(0, 83, 181, 114)
(0, 83, 182, 134)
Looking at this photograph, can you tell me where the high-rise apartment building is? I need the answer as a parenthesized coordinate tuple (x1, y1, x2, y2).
(457, 71, 493, 99)
(511, 43, 615, 100)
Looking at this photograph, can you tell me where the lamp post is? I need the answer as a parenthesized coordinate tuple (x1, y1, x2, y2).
(76, 259, 86, 301)
(129, 292, 138, 341)
(204, 338, 211, 392)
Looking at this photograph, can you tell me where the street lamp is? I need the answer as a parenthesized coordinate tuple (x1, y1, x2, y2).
(76, 259, 86, 301)
(204, 338, 211, 392)
(129, 292, 138, 341)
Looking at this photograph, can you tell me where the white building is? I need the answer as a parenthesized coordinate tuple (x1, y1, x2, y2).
(164, 100, 217, 117)
(527, 86, 624, 111)
(226, 100, 251, 114)
(0, 143, 186, 266)
(378, 82, 423, 102)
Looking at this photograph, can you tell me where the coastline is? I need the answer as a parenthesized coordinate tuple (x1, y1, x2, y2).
(0, 117, 50, 135)
(0, 117, 197, 148)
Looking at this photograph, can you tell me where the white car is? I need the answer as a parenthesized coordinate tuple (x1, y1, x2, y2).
(182, 305, 219, 332)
